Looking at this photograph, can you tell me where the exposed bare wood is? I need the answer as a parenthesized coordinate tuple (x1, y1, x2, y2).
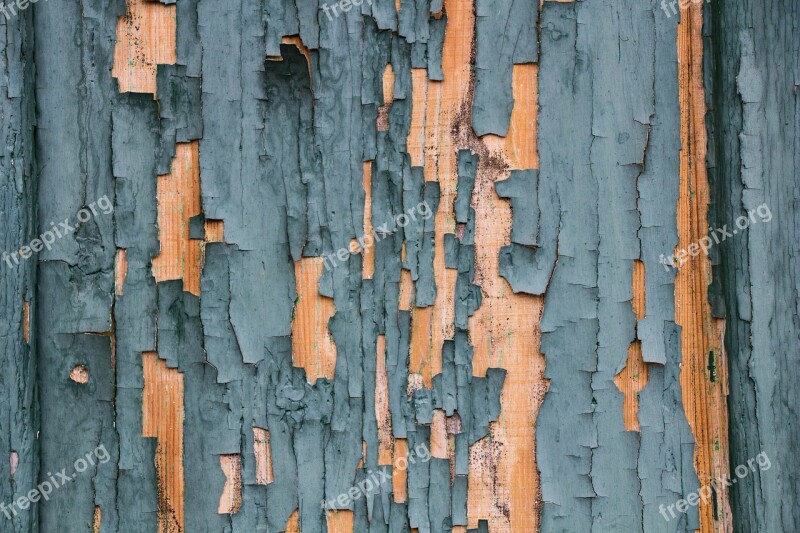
(676, 3, 731, 530)
(325, 510, 354, 533)
(218, 455, 243, 515)
(142, 352, 185, 532)
(204, 220, 225, 243)
(112, 0, 176, 95)
(392, 439, 408, 504)
(22, 300, 29, 344)
(292, 258, 337, 383)
(363, 162, 375, 279)
(253, 427, 274, 485)
(69, 365, 90, 384)
(468, 62, 546, 533)
(152, 142, 203, 296)
(115, 249, 128, 296)
(615, 261, 650, 432)
(375, 335, 394, 466)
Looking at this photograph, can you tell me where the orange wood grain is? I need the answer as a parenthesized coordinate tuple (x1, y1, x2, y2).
(285, 509, 301, 532)
(482, 63, 539, 169)
(326, 510, 354, 533)
(204, 220, 225, 243)
(407, 0, 476, 389)
(112, 0, 176, 95)
(377, 64, 395, 131)
(430, 410, 448, 460)
(152, 142, 203, 296)
(363, 162, 376, 279)
(407, 69, 428, 167)
(405, 2, 545, 529)
(632, 260, 646, 321)
(383, 64, 395, 104)
(392, 439, 408, 504)
(292, 258, 337, 383)
(142, 351, 185, 532)
(614, 261, 650, 432)
(676, 3, 731, 531)
(615, 342, 649, 432)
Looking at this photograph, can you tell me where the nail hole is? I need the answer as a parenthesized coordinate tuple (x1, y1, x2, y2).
(70, 365, 90, 384)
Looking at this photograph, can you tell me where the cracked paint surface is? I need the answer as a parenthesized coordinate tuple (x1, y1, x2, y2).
(6, 0, 798, 531)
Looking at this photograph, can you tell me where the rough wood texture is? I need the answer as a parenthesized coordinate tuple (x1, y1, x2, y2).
(8, 0, 796, 531)
(112, 0, 176, 94)
(705, 0, 799, 530)
(0, 9, 37, 533)
(676, 3, 732, 530)
(142, 352, 185, 531)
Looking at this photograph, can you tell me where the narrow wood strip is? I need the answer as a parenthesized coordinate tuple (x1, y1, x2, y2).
(292, 258, 337, 383)
(253, 427, 274, 485)
(152, 142, 203, 296)
(218, 455, 243, 515)
(142, 352, 185, 531)
(676, 3, 731, 531)
(468, 63, 545, 533)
